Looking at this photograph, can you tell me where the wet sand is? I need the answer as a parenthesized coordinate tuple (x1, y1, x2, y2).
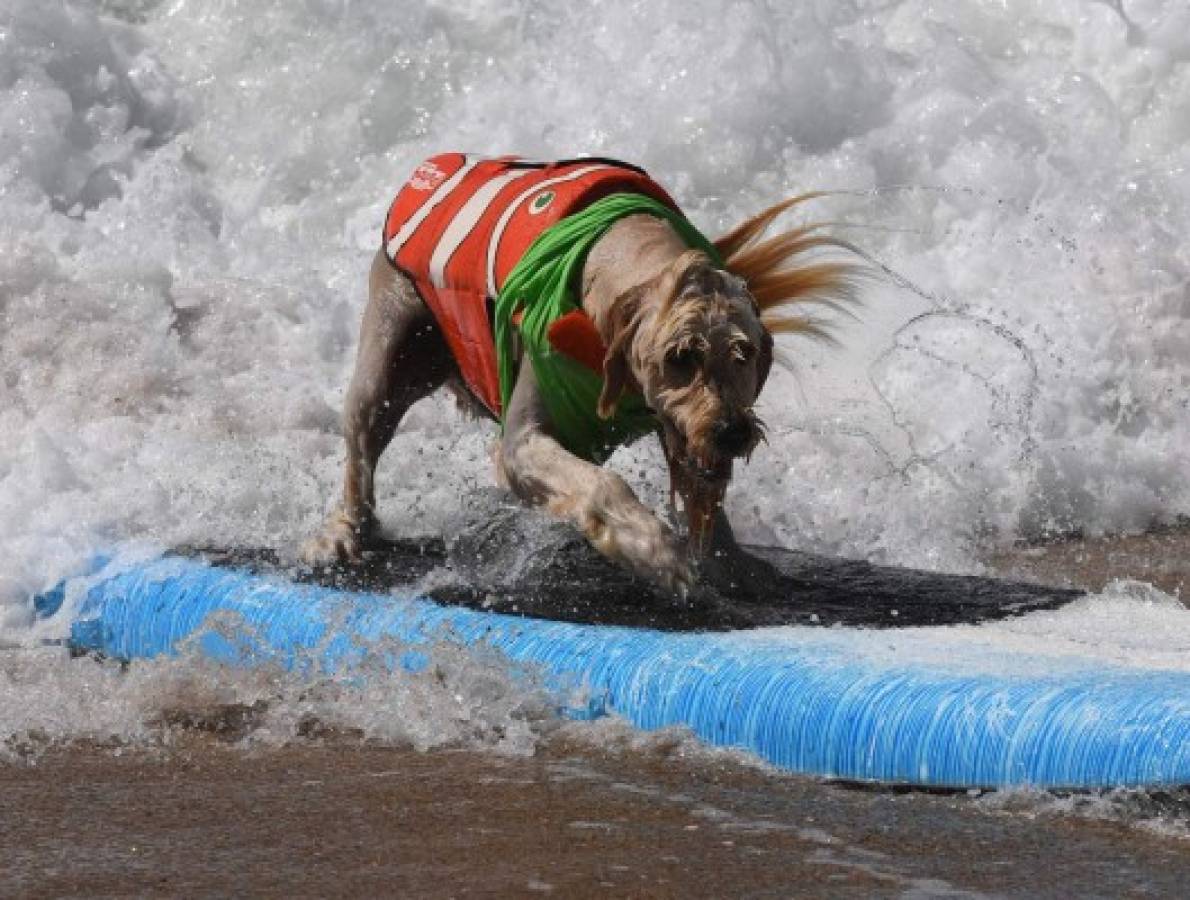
(990, 525, 1190, 602)
(2, 739, 1188, 899)
(3, 531, 1188, 898)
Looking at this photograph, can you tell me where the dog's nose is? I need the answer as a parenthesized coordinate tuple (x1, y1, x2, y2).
(713, 416, 753, 455)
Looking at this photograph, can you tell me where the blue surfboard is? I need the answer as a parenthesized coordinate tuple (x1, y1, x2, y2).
(34, 539, 1188, 791)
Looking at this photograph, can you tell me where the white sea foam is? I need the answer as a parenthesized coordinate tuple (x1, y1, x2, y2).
(0, 637, 557, 761)
(743, 579, 1190, 677)
(1, 0, 1188, 751)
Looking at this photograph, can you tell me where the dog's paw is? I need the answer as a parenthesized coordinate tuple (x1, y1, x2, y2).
(299, 511, 366, 566)
(583, 475, 694, 599)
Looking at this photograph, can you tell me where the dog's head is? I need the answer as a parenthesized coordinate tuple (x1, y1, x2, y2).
(593, 195, 862, 558)
(597, 251, 772, 555)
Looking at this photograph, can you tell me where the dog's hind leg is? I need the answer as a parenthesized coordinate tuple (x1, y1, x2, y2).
(498, 361, 694, 597)
(301, 250, 454, 565)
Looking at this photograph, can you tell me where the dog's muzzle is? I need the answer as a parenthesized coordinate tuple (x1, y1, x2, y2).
(680, 454, 733, 484)
(712, 414, 755, 456)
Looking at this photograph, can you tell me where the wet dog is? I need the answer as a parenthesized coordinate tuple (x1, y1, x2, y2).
(303, 156, 856, 597)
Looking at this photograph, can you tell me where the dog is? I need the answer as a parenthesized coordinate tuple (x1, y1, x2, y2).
(302, 154, 857, 596)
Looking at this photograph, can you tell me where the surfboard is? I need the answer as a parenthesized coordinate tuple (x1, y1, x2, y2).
(34, 514, 1188, 791)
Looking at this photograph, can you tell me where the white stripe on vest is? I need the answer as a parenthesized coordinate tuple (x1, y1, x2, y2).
(428, 168, 536, 290)
(384, 155, 482, 261)
(484, 164, 610, 298)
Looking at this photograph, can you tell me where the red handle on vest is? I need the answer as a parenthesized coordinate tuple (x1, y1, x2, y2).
(547, 310, 608, 375)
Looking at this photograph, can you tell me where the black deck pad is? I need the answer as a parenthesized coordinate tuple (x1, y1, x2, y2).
(179, 499, 1081, 632)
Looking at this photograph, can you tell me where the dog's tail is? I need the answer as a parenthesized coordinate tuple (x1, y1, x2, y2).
(715, 193, 863, 340)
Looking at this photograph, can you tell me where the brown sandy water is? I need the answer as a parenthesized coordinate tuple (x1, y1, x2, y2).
(3, 738, 1188, 899)
(990, 526, 1190, 602)
(2, 532, 1188, 898)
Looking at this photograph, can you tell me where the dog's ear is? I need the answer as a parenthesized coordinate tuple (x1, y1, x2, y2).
(595, 252, 712, 418)
(596, 286, 645, 419)
(755, 326, 774, 396)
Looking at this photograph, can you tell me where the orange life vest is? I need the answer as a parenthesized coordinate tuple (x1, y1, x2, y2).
(383, 154, 678, 415)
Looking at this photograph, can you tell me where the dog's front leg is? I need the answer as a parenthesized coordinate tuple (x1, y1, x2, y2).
(696, 507, 785, 601)
(499, 362, 693, 597)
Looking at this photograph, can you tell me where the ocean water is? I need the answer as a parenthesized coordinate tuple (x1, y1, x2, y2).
(1, 0, 1188, 812)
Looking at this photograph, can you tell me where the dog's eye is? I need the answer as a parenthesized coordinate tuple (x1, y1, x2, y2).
(732, 342, 756, 364)
(666, 347, 701, 370)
